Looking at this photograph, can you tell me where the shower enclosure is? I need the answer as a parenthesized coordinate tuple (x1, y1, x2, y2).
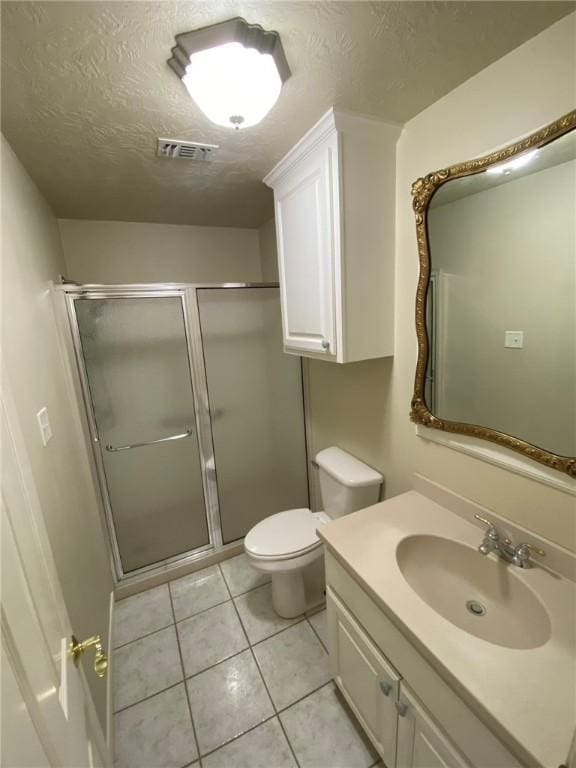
(64, 283, 309, 581)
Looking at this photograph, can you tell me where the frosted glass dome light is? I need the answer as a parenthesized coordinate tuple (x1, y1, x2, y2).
(168, 18, 291, 130)
(183, 43, 282, 129)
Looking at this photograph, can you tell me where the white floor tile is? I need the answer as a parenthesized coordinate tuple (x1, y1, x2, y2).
(235, 584, 301, 644)
(187, 650, 274, 755)
(280, 682, 378, 768)
(220, 554, 269, 597)
(202, 717, 297, 768)
(170, 565, 229, 622)
(113, 626, 182, 712)
(252, 621, 332, 710)
(177, 601, 248, 678)
(113, 585, 173, 648)
(114, 683, 197, 768)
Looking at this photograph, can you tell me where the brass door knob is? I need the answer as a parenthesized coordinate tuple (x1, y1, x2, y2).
(69, 634, 108, 678)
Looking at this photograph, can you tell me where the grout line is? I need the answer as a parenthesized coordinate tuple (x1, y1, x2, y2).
(184, 646, 250, 682)
(113, 680, 183, 716)
(224, 579, 272, 599)
(306, 614, 328, 653)
(113, 620, 175, 651)
(230, 586, 301, 768)
(218, 563, 272, 599)
(278, 679, 334, 718)
(173, 596, 232, 626)
(168, 580, 204, 768)
(213, 563, 302, 765)
(196, 713, 278, 762)
(190, 674, 339, 768)
(249, 616, 307, 649)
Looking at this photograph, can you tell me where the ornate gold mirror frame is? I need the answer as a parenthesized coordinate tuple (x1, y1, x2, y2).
(410, 110, 576, 478)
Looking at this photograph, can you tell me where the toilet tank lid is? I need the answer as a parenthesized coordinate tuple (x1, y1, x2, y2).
(315, 447, 383, 488)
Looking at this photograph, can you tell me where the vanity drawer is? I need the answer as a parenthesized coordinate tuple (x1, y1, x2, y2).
(326, 552, 525, 768)
(327, 587, 400, 767)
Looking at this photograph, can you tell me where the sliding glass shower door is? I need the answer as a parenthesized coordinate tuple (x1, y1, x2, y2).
(75, 296, 209, 573)
(197, 287, 309, 543)
(69, 284, 309, 580)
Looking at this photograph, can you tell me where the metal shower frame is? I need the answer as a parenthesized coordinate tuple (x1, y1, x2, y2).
(61, 282, 299, 583)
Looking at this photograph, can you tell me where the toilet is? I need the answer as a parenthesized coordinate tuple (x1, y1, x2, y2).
(244, 446, 383, 618)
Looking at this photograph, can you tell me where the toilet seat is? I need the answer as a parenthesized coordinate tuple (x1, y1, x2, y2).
(245, 508, 330, 560)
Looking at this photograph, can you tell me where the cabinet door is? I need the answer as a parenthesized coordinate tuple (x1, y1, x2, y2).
(327, 588, 400, 766)
(274, 134, 338, 357)
(396, 685, 471, 768)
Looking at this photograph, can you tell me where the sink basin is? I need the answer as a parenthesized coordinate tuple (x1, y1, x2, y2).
(396, 534, 551, 649)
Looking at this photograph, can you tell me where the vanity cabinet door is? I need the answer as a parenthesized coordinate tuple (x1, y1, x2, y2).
(396, 685, 470, 768)
(273, 133, 338, 358)
(327, 588, 400, 767)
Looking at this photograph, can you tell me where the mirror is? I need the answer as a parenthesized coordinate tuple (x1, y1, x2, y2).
(410, 111, 576, 477)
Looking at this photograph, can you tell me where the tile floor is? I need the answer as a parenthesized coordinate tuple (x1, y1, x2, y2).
(113, 553, 381, 768)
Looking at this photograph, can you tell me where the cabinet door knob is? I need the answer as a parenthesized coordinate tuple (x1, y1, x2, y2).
(395, 701, 408, 717)
(379, 680, 392, 696)
(321, 338, 330, 350)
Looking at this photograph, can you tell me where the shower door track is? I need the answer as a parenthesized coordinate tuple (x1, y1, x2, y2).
(62, 282, 281, 583)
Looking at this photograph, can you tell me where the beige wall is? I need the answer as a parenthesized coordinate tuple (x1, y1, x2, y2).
(258, 218, 279, 281)
(308, 13, 576, 550)
(1, 136, 113, 726)
(429, 160, 575, 456)
(59, 219, 262, 284)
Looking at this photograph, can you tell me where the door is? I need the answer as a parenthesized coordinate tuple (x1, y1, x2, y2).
(396, 685, 470, 768)
(2, 383, 110, 767)
(74, 295, 210, 575)
(196, 287, 309, 543)
(327, 588, 400, 767)
(274, 134, 338, 357)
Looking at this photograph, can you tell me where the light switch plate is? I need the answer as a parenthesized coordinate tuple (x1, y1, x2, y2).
(505, 331, 524, 349)
(36, 407, 53, 446)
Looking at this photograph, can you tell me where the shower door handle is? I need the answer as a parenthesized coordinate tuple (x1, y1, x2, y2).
(105, 428, 194, 452)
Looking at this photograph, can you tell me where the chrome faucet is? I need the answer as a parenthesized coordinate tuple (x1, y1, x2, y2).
(474, 514, 545, 569)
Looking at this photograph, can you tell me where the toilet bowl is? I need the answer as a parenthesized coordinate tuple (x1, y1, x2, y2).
(245, 447, 383, 618)
(245, 508, 331, 618)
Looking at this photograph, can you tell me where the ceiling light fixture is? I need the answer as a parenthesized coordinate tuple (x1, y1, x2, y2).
(168, 18, 291, 130)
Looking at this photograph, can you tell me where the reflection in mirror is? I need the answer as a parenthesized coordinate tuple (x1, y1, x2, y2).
(411, 112, 576, 476)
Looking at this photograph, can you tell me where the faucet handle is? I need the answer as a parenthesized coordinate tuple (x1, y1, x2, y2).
(515, 542, 546, 559)
(474, 514, 499, 538)
(513, 542, 546, 569)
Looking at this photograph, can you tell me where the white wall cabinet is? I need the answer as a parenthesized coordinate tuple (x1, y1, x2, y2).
(264, 109, 400, 363)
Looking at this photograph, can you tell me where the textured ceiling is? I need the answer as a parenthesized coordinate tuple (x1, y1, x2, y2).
(1, 1, 574, 227)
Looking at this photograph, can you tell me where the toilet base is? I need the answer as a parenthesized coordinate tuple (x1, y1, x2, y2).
(271, 571, 306, 618)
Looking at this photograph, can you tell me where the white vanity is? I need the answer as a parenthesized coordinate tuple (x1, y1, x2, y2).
(319, 477, 576, 768)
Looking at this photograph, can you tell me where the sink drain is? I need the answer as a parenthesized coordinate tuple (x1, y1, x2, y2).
(466, 600, 487, 617)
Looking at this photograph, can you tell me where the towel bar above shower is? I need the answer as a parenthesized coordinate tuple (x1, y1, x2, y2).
(105, 428, 194, 453)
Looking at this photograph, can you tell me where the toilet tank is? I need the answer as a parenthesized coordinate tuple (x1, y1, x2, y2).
(315, 446, 383, 518)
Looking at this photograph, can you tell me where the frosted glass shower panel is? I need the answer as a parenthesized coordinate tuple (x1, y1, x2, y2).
(75, 297, 209, 572)
(197, 287, 308, 543)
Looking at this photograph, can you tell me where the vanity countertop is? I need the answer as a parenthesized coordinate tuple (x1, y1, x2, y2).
(318, 490, 576, 768)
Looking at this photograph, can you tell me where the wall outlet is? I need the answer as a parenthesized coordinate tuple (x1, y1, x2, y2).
(36, 407, 53, 446)
(504, 331, 524, 349)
